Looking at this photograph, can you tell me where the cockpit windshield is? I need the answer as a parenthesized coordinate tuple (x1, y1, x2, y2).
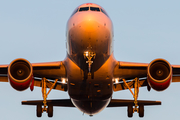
(71, 6, 109, 18)
(90, 7, 100, 11)
(79, 7, 89, 12)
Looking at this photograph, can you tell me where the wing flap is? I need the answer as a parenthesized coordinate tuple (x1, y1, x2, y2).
(0, 76, 8, 82)
(172, 76, 180, 82)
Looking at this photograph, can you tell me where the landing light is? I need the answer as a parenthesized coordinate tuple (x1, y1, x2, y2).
(85, 51, 89, 57)
(61, 78, 68, 84)
(113, 78, 119, 83)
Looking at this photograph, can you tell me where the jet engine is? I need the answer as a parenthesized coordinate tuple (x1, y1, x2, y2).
(8, 58, 33, 91)
(147, 58, 172, 91)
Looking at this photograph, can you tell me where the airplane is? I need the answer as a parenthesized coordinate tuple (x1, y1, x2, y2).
(0, 3, 180, 118)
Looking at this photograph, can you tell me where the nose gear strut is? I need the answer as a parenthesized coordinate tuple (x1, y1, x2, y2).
(83, 51, 96, 76)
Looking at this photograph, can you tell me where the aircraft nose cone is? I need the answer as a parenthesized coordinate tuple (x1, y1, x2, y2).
(80, 13, 100, 32)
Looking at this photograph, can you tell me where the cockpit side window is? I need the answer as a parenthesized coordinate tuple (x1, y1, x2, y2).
(79, 7, 89, 12)
(101, 8, 109, 17)
(90, 7, 100, 11)
(71, 8, 79, 16)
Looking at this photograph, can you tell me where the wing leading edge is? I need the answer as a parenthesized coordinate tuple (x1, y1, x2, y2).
(0, 61, 67, 91)
(113, 61, 180, 91)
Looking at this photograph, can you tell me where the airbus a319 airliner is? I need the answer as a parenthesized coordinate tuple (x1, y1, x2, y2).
(1, 3, 180, 118)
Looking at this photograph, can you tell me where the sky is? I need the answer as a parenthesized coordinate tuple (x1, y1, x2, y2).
(0, 0, 180, 120)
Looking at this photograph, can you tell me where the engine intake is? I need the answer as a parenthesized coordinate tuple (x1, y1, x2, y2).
(8, 58, 33, 91)
(147, 59, 172, 91)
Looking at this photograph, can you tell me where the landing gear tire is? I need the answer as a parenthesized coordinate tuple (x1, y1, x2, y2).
(139, 104, 144, 117)
(127, 104, 133, 117)
(47, 104, 53, 117)
(37, 104, 42, 117)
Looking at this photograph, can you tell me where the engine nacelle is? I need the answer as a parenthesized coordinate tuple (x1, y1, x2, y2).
(147, 58, 172, 91)
(8, 58, 33, 91)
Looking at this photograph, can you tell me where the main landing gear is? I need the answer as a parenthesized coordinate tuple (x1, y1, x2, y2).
(36, 78, 58, 117)
(122, 78, 144, 118)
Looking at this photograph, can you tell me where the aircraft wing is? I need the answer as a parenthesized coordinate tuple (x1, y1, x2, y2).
(0, 65, 9, 83)
(107, 99, 161, 107)
(113, 61, 148, 80)
(22, 99, 74, 107)
(113, 60, 180, 91)
(21, 98, 161, 107)
(0, 61, 67, 91)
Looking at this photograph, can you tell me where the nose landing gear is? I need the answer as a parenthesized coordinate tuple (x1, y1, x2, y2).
(83, 51, 96, 76)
